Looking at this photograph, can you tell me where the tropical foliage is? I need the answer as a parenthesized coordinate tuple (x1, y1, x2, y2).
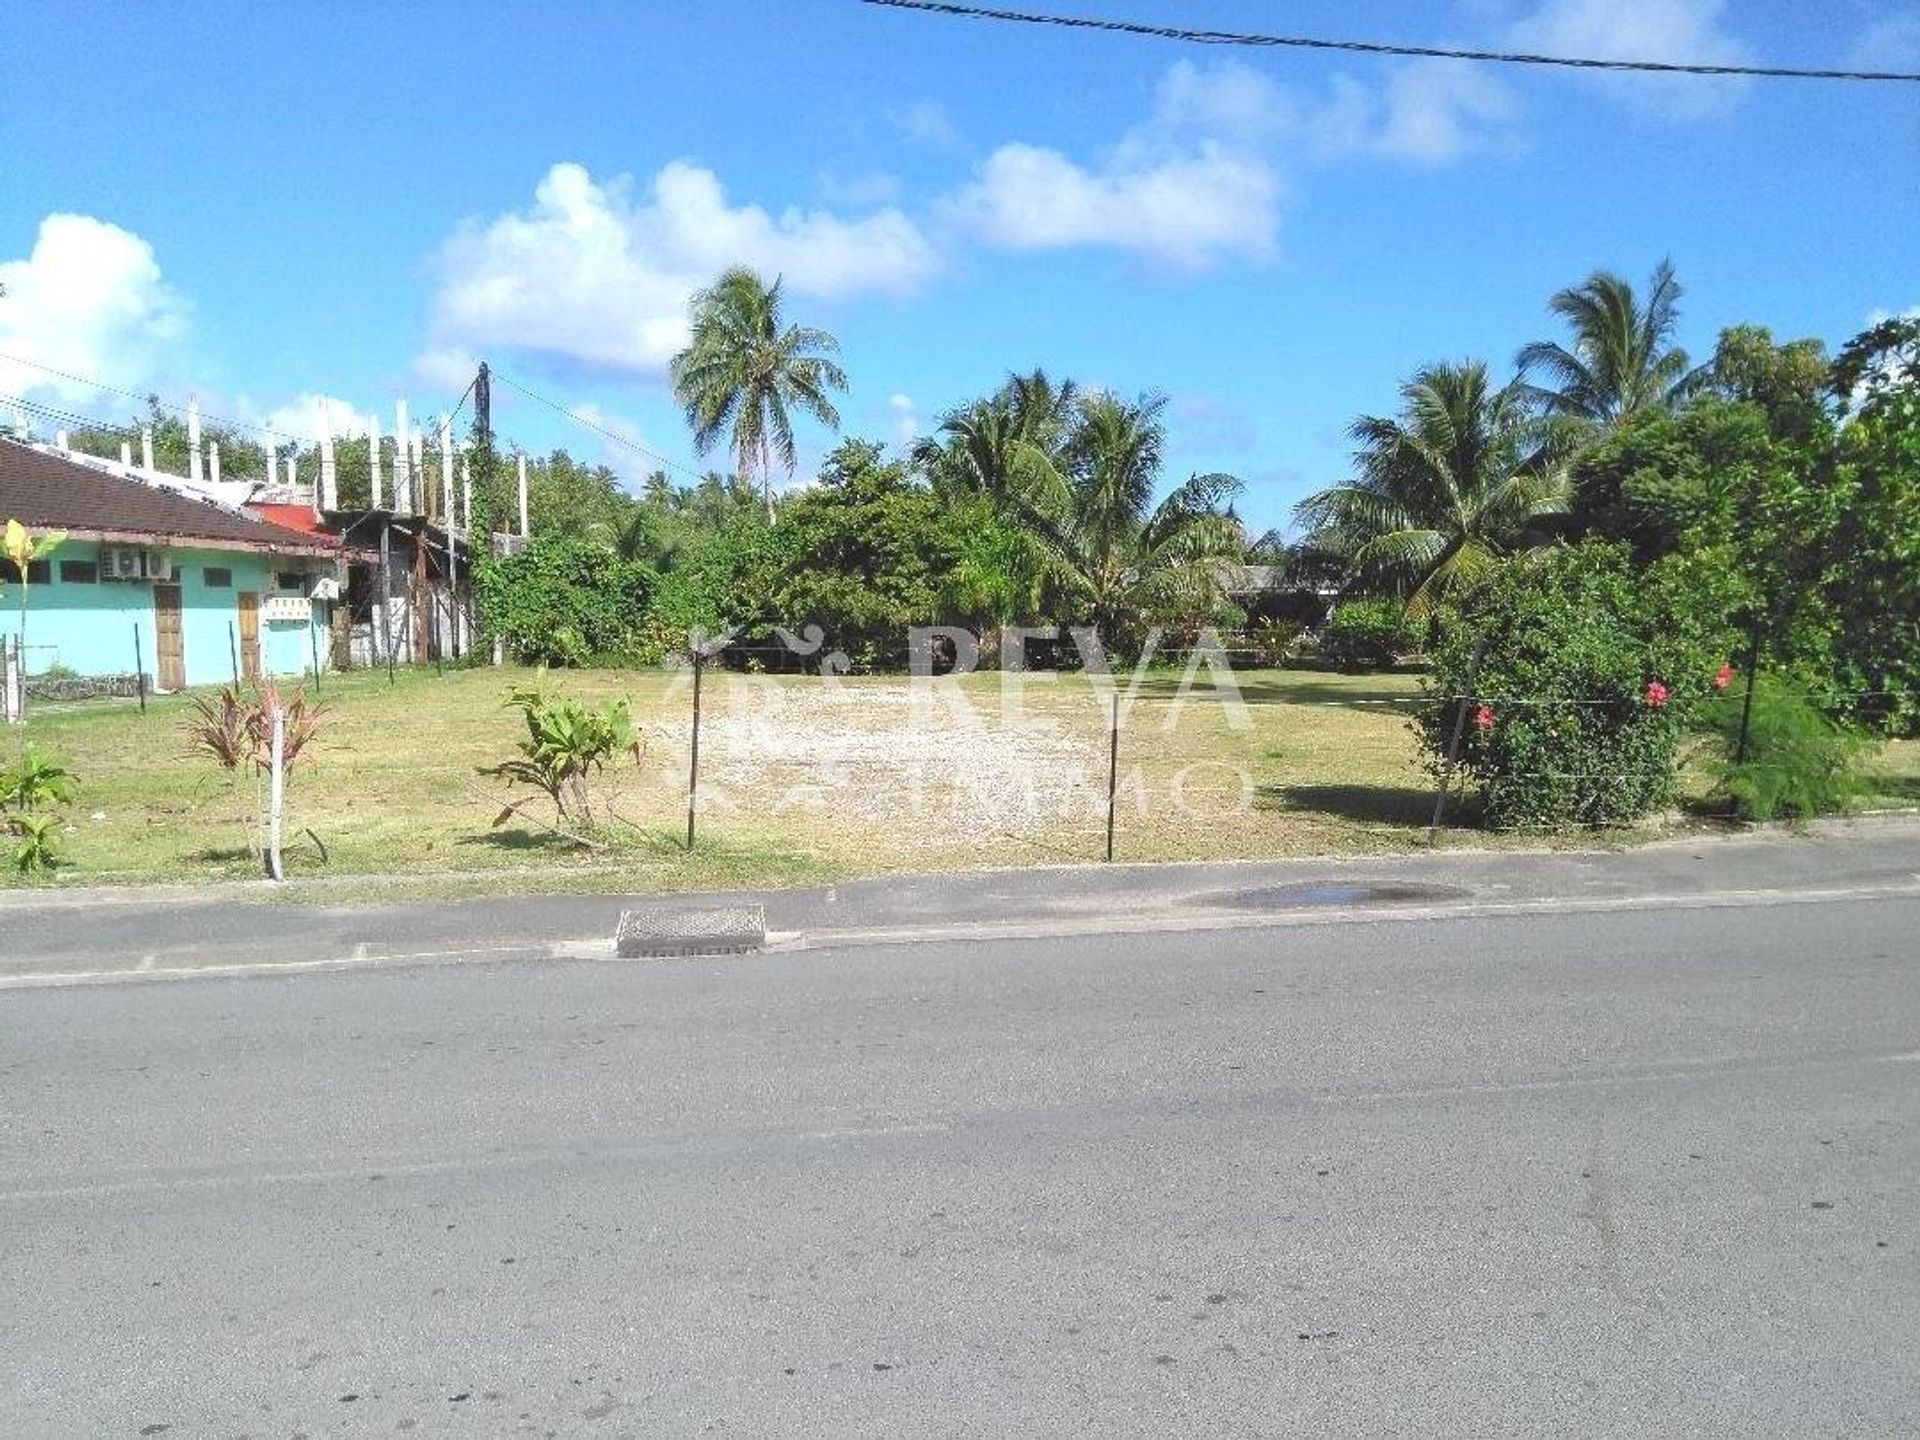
(1292, 361, 1571, 620)
(481, 683, 641, 831)
(1517, 259, 1707, 425)
(669, 266, 849, 519)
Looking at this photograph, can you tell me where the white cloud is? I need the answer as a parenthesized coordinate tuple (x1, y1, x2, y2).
(1149, 58, 1298, 145)
(946, 141, 1280, 269)
(253, 393, 379, 446)
(894, 99, 961, 146)
(887, 392, 921, 445)
(944, 64, 1291, 269)
(1507, 0, 1755, 119)
(1847, 11, 1920, 70)
(1310, 61, 1523, 163)
(939, 54, 1529, 266)
(0, 213, 189, 405)
(568, 400, 661, 484)
(422, 161, 940, 382)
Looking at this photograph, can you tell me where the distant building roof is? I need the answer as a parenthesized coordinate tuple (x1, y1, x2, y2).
(0, 438, 338, 556)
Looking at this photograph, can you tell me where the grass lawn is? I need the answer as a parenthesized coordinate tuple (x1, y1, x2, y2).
(10, 661, 1918, 893)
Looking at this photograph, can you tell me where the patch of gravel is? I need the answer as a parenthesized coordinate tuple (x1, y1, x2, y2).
(656, 681, 1112, 845)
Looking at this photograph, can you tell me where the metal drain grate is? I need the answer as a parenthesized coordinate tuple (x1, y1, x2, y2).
(1192, 881, 1469, 911)
(614, 904, 767, 958)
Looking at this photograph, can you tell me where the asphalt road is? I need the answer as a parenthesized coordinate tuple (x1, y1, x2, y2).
(3, 893, 1918, 1436)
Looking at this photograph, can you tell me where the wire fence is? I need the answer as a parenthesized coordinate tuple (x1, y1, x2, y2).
(7, 628, 1914, 876)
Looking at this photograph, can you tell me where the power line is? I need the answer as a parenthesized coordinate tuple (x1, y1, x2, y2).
(860, 0, 1920, 84)
(489, 367, 706, 483)
(0, 350, 472, 448)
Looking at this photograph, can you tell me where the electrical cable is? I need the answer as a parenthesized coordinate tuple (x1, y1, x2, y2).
(859, 0, 1920, 84)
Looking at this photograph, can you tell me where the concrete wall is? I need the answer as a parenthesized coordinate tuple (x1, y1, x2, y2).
(0, 540, 335, 689)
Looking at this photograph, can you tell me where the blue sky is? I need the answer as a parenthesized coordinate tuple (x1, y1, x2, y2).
(2, 0, 1916, 533)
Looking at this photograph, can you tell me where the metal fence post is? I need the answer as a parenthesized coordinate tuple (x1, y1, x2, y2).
(686, 652, 705, 852)
(1428, 638, 1488, 842)
(133, 623, 147, 715)
(1734, 617, 1763, 765)
(1105, 690, 1120, 863)
(228, 621, 240, 687)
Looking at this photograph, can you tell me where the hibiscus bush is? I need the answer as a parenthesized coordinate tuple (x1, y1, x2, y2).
(1421, 544, 1729, 829)
(1317, 598, 1415, 672)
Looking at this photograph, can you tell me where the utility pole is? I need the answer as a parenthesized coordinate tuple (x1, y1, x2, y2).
(475, 361, 491, 460)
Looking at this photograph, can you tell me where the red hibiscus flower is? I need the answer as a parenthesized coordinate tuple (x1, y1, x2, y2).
(1713, 664, 1736, 691)
(1473, 704, 1496, 731)
(1645, 680, 1670, 709)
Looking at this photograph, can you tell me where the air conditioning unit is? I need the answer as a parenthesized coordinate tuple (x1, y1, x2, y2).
(101, 546, 144, 581)
(308, 576, 340, 602)
(101, 546, 173, 581)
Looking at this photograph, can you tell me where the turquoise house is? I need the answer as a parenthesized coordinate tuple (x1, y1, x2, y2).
(1, 438, 344, 690)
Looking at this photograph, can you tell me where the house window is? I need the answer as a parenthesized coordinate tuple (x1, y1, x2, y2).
(58, 560, 98, 585)
(3, 560, 49, 584)
(276, 571, 304, 591)
(204, 566, 233, 588)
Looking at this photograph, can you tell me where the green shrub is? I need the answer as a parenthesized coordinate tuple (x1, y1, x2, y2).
(475, 536, 655, 667)
(1, 745, 78, 873)
(1244, 615, 1305, 668)
(1710, 675, 1873, 821)
(1422, 544, 1723, 829)
(480, 681, 640, 831)
(1318, 598, 1413, 672)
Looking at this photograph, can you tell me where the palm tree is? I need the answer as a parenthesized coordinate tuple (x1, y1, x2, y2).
(1517, 259, 1707, 425)
(669, 267, 848, 520)
(1294, 361, 1571, 620)
(1001, 391, 1245, 646)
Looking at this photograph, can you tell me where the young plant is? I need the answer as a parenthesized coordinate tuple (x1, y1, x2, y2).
(1711, 675, 1873, 821)
(481, 682, 641, 833)
(181, 682, 330, 858)
(4, 519, 67, 672)
(0, 745, 78, 874)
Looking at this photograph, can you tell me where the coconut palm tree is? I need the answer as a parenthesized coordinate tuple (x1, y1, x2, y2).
(913, 369, 1081, 503)
(1001, 391, 1245, 646)
(1294, 361, 1571, 620)
(669, 267, 848, 520)
(1517, 259, 1708, 425)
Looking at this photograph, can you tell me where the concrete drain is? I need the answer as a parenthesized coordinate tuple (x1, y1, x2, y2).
(614, 903, 767, 958)
(1192, 881, 1470, 911)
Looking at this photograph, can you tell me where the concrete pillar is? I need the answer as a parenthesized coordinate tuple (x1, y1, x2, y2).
(187, 399, 204, 482)
(368, 420, 384, 510)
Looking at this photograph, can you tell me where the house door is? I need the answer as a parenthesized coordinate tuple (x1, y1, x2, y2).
(237, 592, 263, 682)
(153, 584, 186, 691)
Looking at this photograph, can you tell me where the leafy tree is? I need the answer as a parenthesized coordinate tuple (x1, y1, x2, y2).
(1517, 259, 1707, 425)
(1824, 317, 1920, 733)
(476, 534, 655, 667)
(1294, 361, 1571, 619)
(669, 267, 849, 520)
(997, 390, 1245, 649)
(1422, 543, 1726, 829)
(767, 439, 970, 668)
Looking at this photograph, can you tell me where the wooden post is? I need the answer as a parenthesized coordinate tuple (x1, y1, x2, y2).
(686, 652, 705, 852)
(2, 635, 20, 725)
(228, 621, 240, 687)
(1428, 638, 1488, 842)
(264, 701, 286, 881)
(1105, 690, 1120, 863)
(309, 622, 322, 693)
(133, 624, 147, 715)
(440, 417, 458, 658)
